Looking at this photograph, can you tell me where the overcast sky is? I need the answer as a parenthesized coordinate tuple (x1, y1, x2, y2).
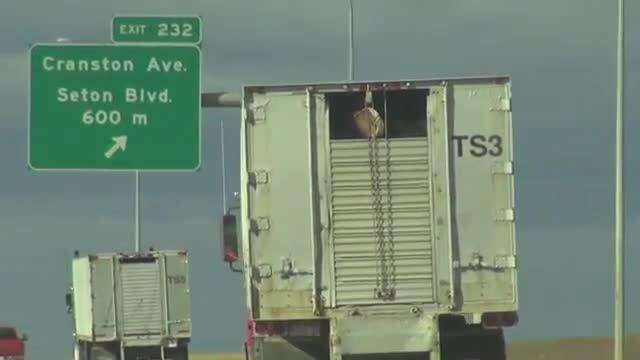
(1, 0, 640, 358)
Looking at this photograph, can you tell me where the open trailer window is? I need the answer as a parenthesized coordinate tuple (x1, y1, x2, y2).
(328, 89, 428, 139)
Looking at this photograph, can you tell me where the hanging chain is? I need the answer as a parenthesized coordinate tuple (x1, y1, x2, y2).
(369, 125, 387, 299)
(383, 91, 396, 297)
(366, 89, 395, 301)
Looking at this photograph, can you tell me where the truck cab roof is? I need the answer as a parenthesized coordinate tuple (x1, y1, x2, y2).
(0, 327, 17, 339)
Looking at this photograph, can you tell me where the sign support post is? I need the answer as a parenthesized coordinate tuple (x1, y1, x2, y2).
(614, 0, 625, 359)
(135, 171, 141, 252)
(111, 15, 202, 253)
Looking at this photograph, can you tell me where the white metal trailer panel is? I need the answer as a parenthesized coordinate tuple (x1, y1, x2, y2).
(241, 78, 517, 320)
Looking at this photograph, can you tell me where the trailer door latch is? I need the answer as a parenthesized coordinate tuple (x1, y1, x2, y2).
(250, 217, 271, 232)
(249, 170, 270, 185)
(494, 255, 517, 269)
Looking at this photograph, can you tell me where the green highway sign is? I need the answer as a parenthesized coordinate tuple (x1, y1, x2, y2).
(112, 16, 202, 44)
(29, 44, 201, 171)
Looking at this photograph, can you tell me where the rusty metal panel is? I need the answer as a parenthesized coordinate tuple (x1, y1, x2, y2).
(330, 138, 435, 306)
(259, 289, 314, 318)
(254, 337, 321, 360)
(244, 92, 317, 319)
(332, 315, 437, 355)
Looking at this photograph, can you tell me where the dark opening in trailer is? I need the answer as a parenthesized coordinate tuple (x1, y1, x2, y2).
(327, 89, 428, 139)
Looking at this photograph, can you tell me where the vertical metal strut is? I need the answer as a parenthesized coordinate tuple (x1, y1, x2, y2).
(135, 171, 141, 252)
(614, 0, 625, 358)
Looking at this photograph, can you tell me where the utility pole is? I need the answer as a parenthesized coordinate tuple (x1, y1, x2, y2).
(614, 0, 625, 358)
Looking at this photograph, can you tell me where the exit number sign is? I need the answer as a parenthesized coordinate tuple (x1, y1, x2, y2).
(112, 16, 202, 44)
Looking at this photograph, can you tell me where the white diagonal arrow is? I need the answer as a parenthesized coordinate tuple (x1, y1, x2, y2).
(104, 136, 127, 159)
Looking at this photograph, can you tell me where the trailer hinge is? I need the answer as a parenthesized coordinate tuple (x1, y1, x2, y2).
(248, 99, 270, 122)
(494, 255, 517, 269)
(490, 96, 511, 112)
(454, 253, 517, 271)
(492, 161, 514, 175)
(249, 170, 270, 185)
(250, 217, 271, 232)
(496, 208, 515, 222)
(254, 264, 273, 279)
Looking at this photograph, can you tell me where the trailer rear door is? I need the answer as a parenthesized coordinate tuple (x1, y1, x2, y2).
(120, 260, 163, 335)
(326, 88, 454, 307)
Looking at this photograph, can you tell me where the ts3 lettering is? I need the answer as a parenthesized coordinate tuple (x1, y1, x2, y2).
(452, 135, 503, 157)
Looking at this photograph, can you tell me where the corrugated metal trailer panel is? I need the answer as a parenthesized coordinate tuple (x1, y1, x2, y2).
(330, 138, 435, 306)
(120, 262, 163, 336)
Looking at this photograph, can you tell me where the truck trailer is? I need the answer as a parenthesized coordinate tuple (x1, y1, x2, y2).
(222, 77, 518, 360)
(67, 251, 191, 360)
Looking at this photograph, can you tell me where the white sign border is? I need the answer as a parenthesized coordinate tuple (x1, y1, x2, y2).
(27, 42, 203, 172)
